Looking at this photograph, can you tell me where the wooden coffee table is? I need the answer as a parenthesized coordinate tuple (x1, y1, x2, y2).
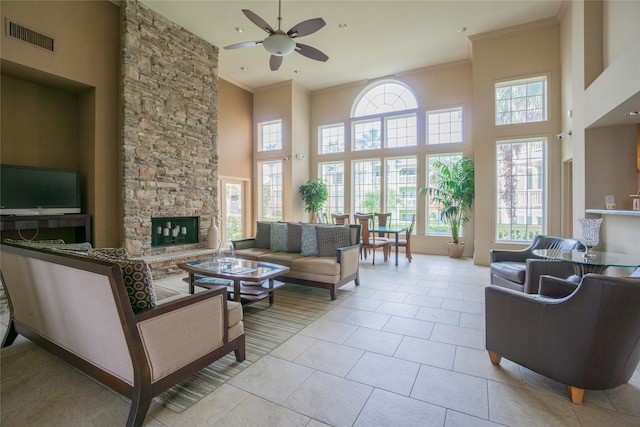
(178, 258, 290, 305)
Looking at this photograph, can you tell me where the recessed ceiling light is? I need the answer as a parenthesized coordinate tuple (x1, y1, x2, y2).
(625, 111, 640, 116)
(457, 27, 467, 33)
(240, 66, 247, 71)
(338, 23, 348, 29)
(234, 27, 244, 33)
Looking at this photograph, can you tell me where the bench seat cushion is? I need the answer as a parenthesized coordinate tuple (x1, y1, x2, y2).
(291, 256, 341, 278)
(234, 247, 272, 260)
(490, 261, 526, 284)
(258, 252, 304, 267)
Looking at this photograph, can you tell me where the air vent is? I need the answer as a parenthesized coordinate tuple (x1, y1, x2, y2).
(7, 20, 54, 52)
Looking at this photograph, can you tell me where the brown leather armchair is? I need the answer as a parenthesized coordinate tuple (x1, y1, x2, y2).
(485, 272, 640, 404)
(489, 235, 585, 293)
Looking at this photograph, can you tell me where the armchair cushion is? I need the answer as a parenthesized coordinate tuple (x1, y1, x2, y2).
(490, 261, 526, 284)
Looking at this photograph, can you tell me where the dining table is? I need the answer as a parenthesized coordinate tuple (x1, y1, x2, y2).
(532, 248, 639, 277)
(369, 225, 408, 266)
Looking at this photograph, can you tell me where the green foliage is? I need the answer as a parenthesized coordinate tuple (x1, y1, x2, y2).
(299, 178, 329, 214)
(419, 156, 475, 244)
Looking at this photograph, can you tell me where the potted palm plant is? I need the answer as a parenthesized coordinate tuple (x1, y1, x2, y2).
(299, 178, 328, 223)
(419, 156, 475, 258)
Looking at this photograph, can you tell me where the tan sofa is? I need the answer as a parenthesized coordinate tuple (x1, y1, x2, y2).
(0, 242, 245, 427)
(232, 222, 361, 300)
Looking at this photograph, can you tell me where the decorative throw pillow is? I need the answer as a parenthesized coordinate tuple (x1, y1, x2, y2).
(88, 247, 129, 259)
(286, 223, 302, 253)
(254, 221, 272, 249)
(300, 224, 321, 256)
(87, 252, 157, 313)
(270, 223, 288, 252)
(316, 226, 353, 257)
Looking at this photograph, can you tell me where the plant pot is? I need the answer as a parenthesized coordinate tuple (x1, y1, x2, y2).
(447, 241, 465, 258)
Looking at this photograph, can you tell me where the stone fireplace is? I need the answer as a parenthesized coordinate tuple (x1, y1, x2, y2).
(120, 0, 219, 257)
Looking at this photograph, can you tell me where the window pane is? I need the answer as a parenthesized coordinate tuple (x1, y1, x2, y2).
(353, 120, 382, 151)
(353, 159, 381, 213)
(319, 124, 345, 154)
(386, 157, 417, 232)
(427, 107, 463, 144)
(353, 81, 418, 117)
(386, 114, 417, 148)
(320, 162, 345, 215)
(259, 120, 282, 151)
(426, 153, 462, 235)
(260, 161, 283, 221)
(495, 76, 547, 125)
(496, 138, 546, 242)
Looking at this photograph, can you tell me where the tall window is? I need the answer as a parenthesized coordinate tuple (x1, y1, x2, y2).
(353, 160, 381, 213)
(427, 107, 463, 144)
(495, 76, 547, 125)
(319, 124, 345, 154)
(259, 161, 283, 221)
(259, 119, 283, 151)
(320, 162, 345, 214)
(496, 138, 546, 241)
(426, 153, 462, 235)
(386, 157, 417, 228)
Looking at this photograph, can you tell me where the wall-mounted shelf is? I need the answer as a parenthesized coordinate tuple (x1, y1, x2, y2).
(586, 209, 640, 217)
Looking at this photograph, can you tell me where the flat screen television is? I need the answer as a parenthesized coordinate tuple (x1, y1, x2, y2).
(1, 164, 82, 215)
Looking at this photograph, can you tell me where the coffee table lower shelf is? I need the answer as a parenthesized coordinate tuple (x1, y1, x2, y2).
(189, 275, 286, 305)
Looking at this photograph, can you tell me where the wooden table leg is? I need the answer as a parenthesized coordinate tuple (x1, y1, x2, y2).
(269, 278, 275, 305)
(234, 279, 241, 302)
(395, 233, 399, 266)
(188, 272, 195, 294)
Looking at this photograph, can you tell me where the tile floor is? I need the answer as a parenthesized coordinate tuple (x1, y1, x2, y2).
(2, 254, 640, 426)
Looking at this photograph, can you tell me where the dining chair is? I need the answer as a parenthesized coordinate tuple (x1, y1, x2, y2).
(373, 212, 392, 239)
(331, 213, 351, 224)
(355, 215, 389, 264)
(316, 212, 328, 224)
(393, 214, 415, 262)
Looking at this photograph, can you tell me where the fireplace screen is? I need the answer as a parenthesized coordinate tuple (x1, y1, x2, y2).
(151, 216, 199, 247)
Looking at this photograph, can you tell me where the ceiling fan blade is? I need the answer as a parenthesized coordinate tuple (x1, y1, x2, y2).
(287, 18, 326, 38)
(242, 9, 274, 34)
(224, 40, 262, 50)
(295, 43, 329, 62)
(270, 55, 283, 71)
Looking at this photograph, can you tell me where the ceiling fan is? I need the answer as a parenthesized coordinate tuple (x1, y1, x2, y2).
(224, 0, 329, 71)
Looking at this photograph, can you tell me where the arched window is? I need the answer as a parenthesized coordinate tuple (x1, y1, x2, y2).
(351, 80, 418, 118)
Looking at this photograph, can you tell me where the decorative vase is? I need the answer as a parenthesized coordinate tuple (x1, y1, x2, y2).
(207, 216, 219, 249)
(447, 242, 464, 258)
(578, 218, 603, 258)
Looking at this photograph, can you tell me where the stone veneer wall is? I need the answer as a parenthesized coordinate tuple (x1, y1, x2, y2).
(120, 0, 218, 256)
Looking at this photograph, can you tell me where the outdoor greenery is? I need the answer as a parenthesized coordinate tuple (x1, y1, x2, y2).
(299, 178, 329, 218)
(419, 156, 475, 245)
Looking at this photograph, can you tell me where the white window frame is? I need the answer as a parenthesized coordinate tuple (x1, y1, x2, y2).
(426, 106, 463, 144)
(318, 123, 345, 154)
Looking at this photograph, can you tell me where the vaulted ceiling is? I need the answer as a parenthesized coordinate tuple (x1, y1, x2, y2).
(142, 1, 563, 92)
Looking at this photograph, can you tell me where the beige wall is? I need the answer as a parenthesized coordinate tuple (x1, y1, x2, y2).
(218, 78, 253, 180)
(0, 0, 120, 247)
(1, 75, 79, 168)
(470, 19, 562, 265)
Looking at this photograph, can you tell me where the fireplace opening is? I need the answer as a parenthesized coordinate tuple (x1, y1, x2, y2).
(151, 216, 199, 248)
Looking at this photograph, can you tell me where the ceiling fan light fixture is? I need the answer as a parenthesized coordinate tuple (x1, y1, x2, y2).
(263, 32, 296, 56)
